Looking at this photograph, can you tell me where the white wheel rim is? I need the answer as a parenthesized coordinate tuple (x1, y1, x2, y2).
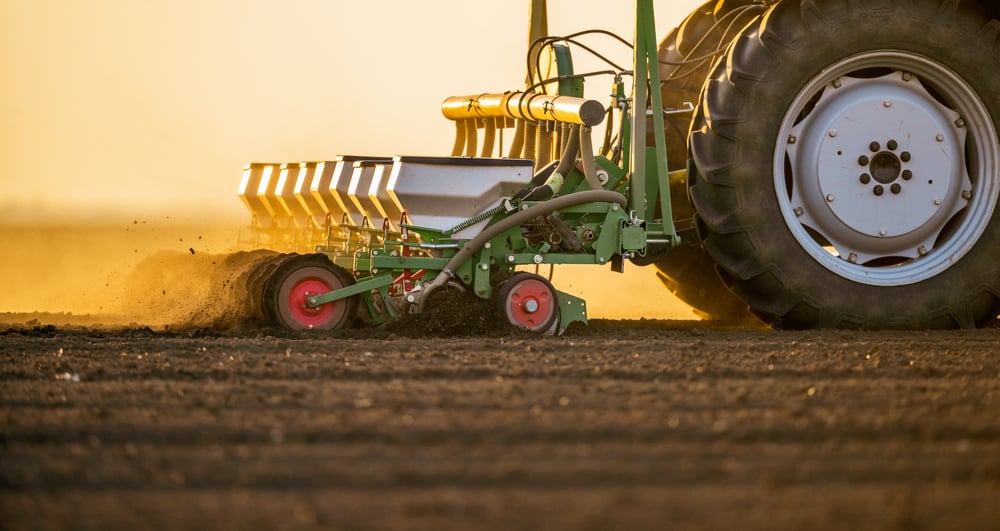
(774, 51, 998, 286)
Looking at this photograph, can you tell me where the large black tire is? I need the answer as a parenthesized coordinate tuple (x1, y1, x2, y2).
(689, 0, 1000, 328)
(657, 0, 760, 173)
(653, 0, 762, 322)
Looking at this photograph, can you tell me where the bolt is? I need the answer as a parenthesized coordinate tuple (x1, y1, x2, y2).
(874, 185, 884, 196)
(933, 198, 942, 206)
(900, 151, 911, 162)
(406, 294, 416, 303)
(611, 204, 619, 211)
(962, 190, 973, 200)
(869, 141, 880, 152)
(793, 207, 804, 217)
(523, 299, 539, 313)
(832, 79, 842, 88)
(533, 254, 544, 264)
(879, 229, 887, 236)
(887, 139, 898, 150)
(479, 263, 489, 270)
(598, 256, 606, 264)
(955, 117, 966, 128)
(902, 170, 912, 180)
(891, 183, 901, 194)
(858, 155, 870, 166)
(883, 100, 892, 108)
(483, 242, 491, 249)
(902, 72, 913, 82)
(788, 135, 797, 144)
(848, 253, 858, 263)
(371, 268, 378, 274)
(860, 173, 871, 184)
(918, 245, 928, 256)
(936, 134, 945, 142)
(825, 194, 835, 203)
(828, 130, 838, 138)
(507, 255, 516, 263)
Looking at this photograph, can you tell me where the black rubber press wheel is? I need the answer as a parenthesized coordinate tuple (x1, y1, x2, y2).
(263, 254, 358, 330)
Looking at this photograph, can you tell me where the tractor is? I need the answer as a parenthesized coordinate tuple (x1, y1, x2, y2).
(234, 0, 1000, 333)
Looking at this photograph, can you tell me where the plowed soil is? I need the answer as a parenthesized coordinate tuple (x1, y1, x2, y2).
(2, 319, 998, 530)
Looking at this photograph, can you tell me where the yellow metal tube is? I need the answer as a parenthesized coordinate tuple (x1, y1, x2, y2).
(441, 92, 605, 127)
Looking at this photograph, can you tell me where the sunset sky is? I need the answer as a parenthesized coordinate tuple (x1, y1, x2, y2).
(1, 0, 704, 222)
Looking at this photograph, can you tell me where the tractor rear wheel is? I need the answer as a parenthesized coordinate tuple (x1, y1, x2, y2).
(263, 254, 358, 330)
(652, 0, 762, 322)
(688, 0, 1000, 328)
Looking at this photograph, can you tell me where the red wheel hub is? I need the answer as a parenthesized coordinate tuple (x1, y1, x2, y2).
(286, 276, 337, 327)
(507, 278, 555, 330)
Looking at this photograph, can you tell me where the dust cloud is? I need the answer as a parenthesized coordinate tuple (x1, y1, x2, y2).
(0, 219, 248, 327)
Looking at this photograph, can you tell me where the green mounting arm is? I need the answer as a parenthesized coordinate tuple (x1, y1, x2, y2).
(631, 0, 678, 244)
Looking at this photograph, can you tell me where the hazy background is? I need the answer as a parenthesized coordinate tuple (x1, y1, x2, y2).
(1, 0, 703, 221)
(0, 0, 706, 319)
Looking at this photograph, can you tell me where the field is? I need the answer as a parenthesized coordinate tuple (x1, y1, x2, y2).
(2, 319, 998, 530)
(1, 222, 998, 529)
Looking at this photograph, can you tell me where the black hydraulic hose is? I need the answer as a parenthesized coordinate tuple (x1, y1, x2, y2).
(424, 189, 628, 293)
(517, 123, 580, 202)
(555, 124, 580, 178)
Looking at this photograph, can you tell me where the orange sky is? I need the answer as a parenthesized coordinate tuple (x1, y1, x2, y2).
(1, 0, 704, 222)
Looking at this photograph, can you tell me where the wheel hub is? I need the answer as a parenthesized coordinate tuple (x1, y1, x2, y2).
(869, 151, 900, 184)
(287, 277, 336, 328)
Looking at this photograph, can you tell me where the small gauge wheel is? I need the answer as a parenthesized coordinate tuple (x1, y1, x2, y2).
(496, 272, 559, 334)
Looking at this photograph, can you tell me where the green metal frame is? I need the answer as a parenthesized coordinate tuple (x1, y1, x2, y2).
(298, 0, 677, 334)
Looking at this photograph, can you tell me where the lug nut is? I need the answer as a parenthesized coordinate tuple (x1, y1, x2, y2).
(902, 169, 912, 180)
(860, 173, 871, 184)
(890, 183, 901, 194)
(858, 155, 870, 166)
(887, 139, 898, 150)
(874, 185, 884, 196)
(869, 141, 880, 152)
(900, 151, 911, 162)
